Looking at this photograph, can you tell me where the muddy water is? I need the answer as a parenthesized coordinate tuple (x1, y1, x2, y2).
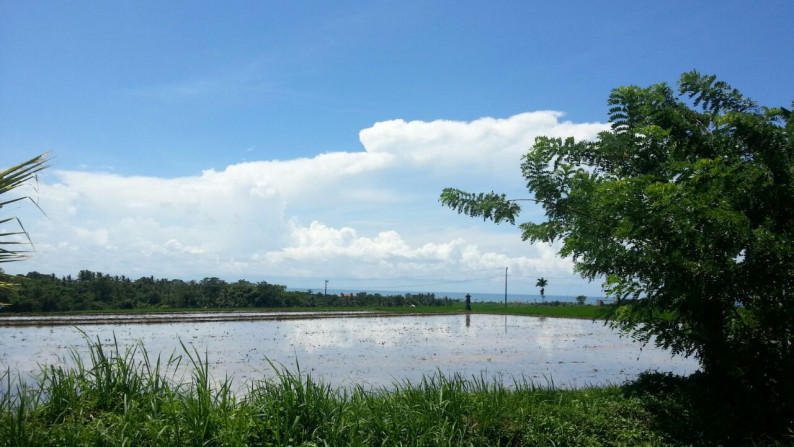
(0, 314, 699, 390)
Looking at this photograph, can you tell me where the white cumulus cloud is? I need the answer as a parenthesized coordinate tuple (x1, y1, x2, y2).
(9, 112, 607, 296)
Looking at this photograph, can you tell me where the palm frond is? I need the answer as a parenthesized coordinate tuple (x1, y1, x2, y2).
(0, 153, 50, 291)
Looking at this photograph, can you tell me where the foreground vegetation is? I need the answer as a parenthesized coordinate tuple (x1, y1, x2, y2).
(3, 338, 789, 447)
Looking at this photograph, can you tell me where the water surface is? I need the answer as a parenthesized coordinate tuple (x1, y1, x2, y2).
(0, 314, 698, 390)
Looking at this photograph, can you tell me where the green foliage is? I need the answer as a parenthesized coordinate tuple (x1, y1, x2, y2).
(439, 189, 521, 224)
(441, 71, 794, 434)
(1, 271, 457, 312)
(0, 153, 49, 292)
(624, 372, 794, 446)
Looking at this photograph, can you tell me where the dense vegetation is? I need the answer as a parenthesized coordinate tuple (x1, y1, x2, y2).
(0, 270, 456, 312)
(442, 71, 794, 437)
(3, 337, 789, 446)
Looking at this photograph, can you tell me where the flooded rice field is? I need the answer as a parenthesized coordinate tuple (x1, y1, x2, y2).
(0, 313, 699, 391)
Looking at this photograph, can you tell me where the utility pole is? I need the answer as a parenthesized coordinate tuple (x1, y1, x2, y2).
(504, 267, 508, 307)
(324, 279, 328, 298)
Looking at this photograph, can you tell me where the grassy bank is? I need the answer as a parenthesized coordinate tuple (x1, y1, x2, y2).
(2, 338, 789, 446)
(368, 302, 609, 320)
(468, 302, 609, 319)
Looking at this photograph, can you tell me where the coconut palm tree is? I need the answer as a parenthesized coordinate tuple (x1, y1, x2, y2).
(536, 277, 548, 302)
(1, 153, 49, 291)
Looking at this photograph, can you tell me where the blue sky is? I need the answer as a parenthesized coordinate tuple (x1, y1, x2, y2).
(2, 1, 792, 297)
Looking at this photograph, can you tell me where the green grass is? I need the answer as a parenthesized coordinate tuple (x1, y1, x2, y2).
(0, 336, 655, 446)
(369, 302, 610, 320)
(468, 302, 610, 319)
(3, 337, 790, 446)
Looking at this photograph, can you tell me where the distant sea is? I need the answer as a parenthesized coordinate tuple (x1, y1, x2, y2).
(287, 288, 608, 305)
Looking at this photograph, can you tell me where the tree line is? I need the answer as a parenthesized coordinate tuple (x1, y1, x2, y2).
(0, 270, 456, 312)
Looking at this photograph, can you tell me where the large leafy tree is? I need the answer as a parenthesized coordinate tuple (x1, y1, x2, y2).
(1, 153, 49, 292)
(442, 71, 792, 415)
